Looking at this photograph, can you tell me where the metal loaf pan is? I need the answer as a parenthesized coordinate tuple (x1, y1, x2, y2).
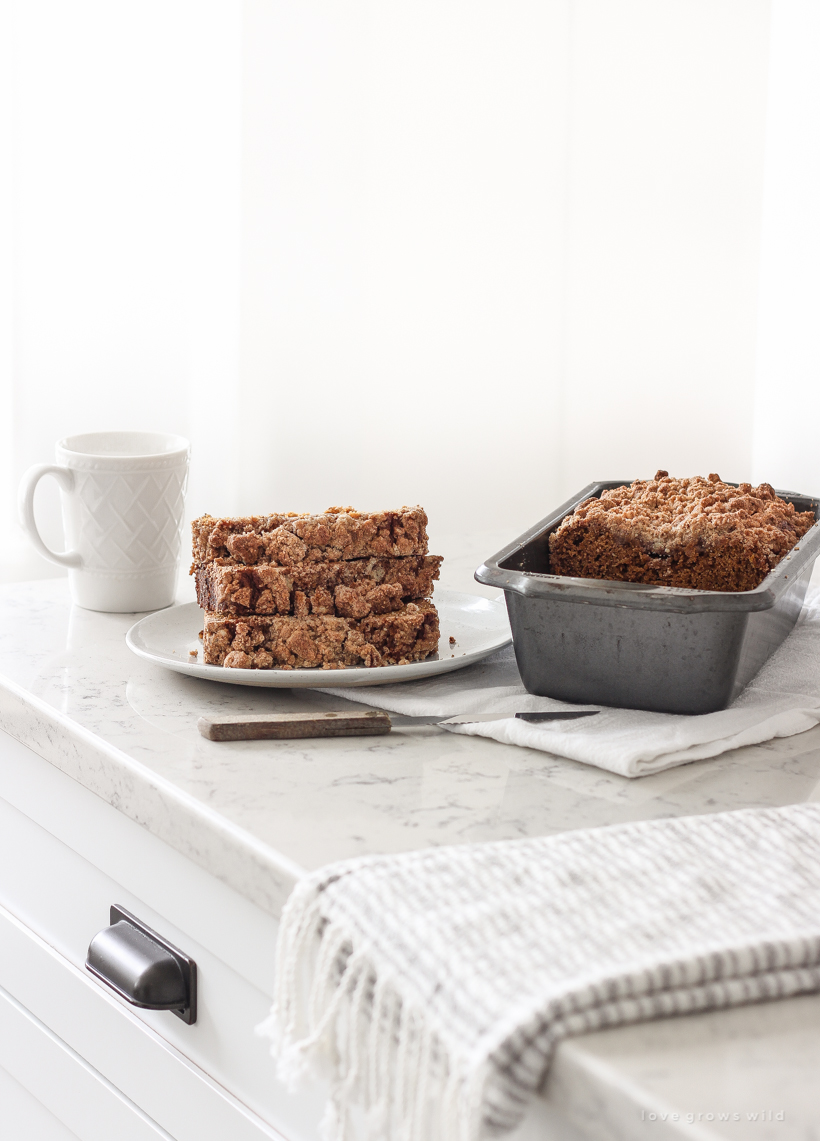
(475, 481, 820, 715)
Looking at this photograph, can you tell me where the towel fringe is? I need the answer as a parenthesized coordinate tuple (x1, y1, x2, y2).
(258, 804, 820, 1140)
(258, 880, 479, 1141)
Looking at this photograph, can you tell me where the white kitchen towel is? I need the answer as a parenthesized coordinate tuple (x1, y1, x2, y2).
(320, 587, 820, 778)
(258, 803, 820, 1141)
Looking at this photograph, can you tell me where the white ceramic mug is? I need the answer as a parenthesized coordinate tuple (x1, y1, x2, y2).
(19, 431, 190, 613)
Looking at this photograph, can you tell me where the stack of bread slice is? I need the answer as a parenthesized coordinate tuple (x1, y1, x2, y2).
(192, 506, 441, 670)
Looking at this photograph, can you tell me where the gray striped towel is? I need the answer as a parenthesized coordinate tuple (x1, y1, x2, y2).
(258, 803, 820, 1141)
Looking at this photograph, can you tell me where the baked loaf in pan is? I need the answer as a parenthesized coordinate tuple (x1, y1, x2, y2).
(203, 600, 439, 670)
(192, 505, 428, 568)
(195, 555, 442, 617)
(549, 471, 815, 592)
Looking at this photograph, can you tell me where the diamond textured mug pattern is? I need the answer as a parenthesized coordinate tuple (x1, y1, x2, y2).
(69, 468, 188, 572)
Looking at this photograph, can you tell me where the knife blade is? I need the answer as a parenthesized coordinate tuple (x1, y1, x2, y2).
(197, 709, 599, 741)
(440, 710, 599, 726)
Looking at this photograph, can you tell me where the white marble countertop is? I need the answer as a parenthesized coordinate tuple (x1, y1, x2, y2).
(3, 574, 820, 917)
(1, 539, 819, 1140)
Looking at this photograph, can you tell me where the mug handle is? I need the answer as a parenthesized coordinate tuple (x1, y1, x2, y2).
(18, 465, 83, 568)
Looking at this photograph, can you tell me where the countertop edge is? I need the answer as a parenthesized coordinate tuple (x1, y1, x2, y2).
(0, 671, 305, 917)
(546, 1038, 694, 1141)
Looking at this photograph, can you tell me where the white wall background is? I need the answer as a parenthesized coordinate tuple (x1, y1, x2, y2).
(2, 0, 242, 577)
(752, 0, 820, 493)
(1, 0, 818, 580)
(239, 0, 771, 538)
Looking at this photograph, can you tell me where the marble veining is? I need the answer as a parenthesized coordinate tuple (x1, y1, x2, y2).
(546, 994, 820, 1141)
(1, 553, 820, 1139)
(2, 574, 820, 915)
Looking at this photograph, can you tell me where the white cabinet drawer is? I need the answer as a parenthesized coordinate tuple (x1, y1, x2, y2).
(0, 728, 585, 1141)
(0, 1061, 82, 1141)
(0, 900, 284, 1141)
(0, 729, 325, 1141)
(0, 967, 172, 1141)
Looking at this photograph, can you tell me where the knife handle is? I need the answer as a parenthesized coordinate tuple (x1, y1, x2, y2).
(197, 711, 392, 741)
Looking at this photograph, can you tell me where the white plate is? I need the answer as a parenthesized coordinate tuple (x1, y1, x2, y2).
(125, 588, 511, 688)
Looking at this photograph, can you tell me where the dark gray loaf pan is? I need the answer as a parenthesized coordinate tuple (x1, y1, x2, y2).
(475, 481, 820, 715)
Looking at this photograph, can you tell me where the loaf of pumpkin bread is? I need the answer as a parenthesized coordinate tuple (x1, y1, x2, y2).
(195, 555, 442, 617)
(191, 506, 428, 568)
(549, 472, 815, 592)
(194, 505, 441, 668)
(203, 600, 440, 670)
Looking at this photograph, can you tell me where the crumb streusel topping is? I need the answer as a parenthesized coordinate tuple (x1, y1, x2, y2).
(549, 472, 815, 591)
